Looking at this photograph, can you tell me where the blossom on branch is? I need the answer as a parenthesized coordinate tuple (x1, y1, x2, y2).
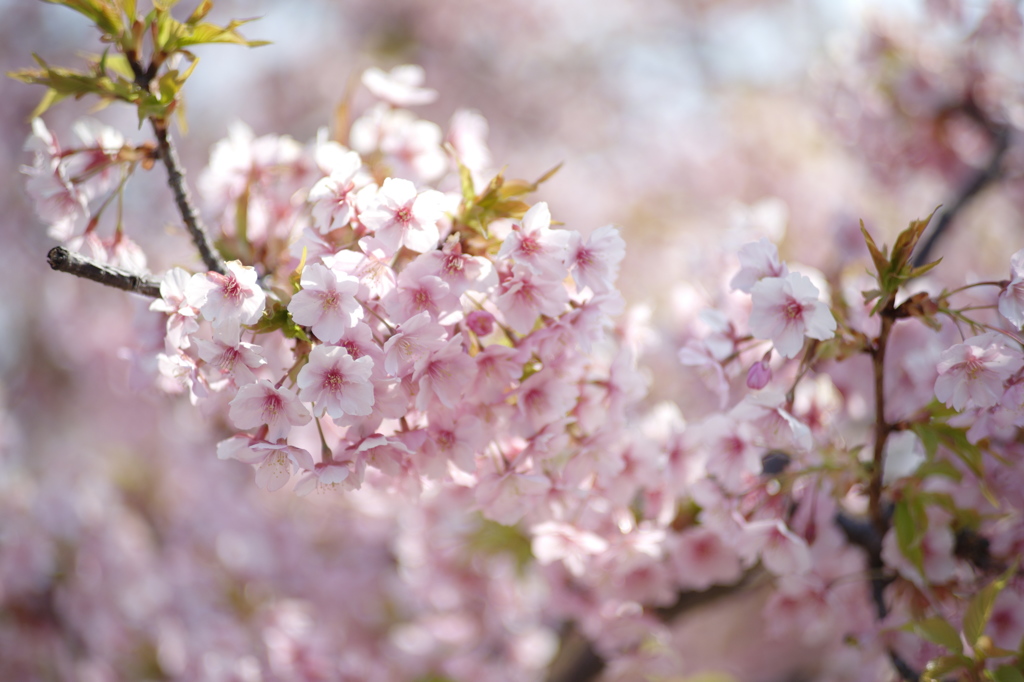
(934, 332, 1023, 411)
(748, 272, 836, 359)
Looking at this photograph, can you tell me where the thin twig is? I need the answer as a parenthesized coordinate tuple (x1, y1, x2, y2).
(47, 246, 161, 298)
(152, 119, 226, 274)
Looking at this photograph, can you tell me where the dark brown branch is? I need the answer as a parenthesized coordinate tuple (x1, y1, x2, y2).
(47, 246, 161, 298)
(152, 119, 226, 274)
(912, 124, 1011, 267)
(867, 299, 896, 536)
(544, 569, 765, 682)
(543, 627, 605, 682)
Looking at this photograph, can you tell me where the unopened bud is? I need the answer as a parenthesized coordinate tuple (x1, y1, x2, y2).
(746, 360, 771, 390)
(466, 310, 495, 336)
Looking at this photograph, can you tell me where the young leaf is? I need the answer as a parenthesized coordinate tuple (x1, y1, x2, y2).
(860, 221, 888, 277)
(921, 654, 971, 682)
(991, 665, 1024, 682)
(894, 497, 925, 572)
(963, 564, 1016, 647)
(907, 616, 963, 654)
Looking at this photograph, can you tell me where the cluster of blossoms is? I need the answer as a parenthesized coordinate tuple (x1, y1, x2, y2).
(132, 66, 633, 517)
(18, 8, 1024, 678)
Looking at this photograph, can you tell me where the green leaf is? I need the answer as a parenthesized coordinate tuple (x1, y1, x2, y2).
(465, 517, 533, 571)
(992, 665, 1024, 682)
(894, 496, 926, 573)
(921, 655, 972, 682)
(43, 0, 124, 38)
(964, 566, 1016, 647)
(29, 87, 65, 119)
(171, 19, 270, 49)
(186, 0, 213, 24)
(914, 459, 963, 482)
(115, 0, 136, 21)
(906, 616, 963, 653)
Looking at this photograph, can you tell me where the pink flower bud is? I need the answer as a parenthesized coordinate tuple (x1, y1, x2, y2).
(466, 310, 495, 336)
(746, 360, 772, 390)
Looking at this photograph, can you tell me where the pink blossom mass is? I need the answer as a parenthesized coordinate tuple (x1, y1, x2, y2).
(13, 3, 1024, 681)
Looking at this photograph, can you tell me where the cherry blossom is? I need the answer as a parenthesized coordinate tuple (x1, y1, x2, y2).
(730, 238, 788, 293)
(359, 177, 446, 254)
(307, 150, 363, 232)
(497, 202, 572, 279)
(412, 338, 477, 411)
(228, 379, 311, 441)
(195, 331, 266, 386)
(566, 224, 626, 293)
(934, 332, 1023, 410)
(296, 345, 375, 419)
(748, 272, 836, 359)
(149, 267, 199, 350)
(496, 264, 570, 335)
(288, 263, 363, 343)
(361, 64, 438, 107)
(218, 436, 314, 492)
(185, 260, 266, 336)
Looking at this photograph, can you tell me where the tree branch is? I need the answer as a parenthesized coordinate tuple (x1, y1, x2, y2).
(47, 246, 161, 298)
(152, 119, 226, 275)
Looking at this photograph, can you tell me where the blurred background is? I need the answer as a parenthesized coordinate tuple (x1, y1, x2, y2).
(2, 1, 1022, 680)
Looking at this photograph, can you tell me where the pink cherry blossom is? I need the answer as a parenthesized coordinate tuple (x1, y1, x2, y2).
(195, 331, 266, 386)
(288, 263, 363, 343)
(446, 108, 492, 177)
(149, 267, 199, 351)
(293, 460, 352, 496)
(496, 265, 570, 335)
(566, 224, 626, 293)
(361, 64, 438, 107)
(532, 521, 609, 577)
(737, 517, 812, 576)
(296, 345, 375, 419)
(307, 151, 363, 232)
(934, 332, 1023, 411)
(730, 238, 789, 293)
(413, 338, 477, 411)
(497, 202, 572, 279)
(516, 371, 579, 437)
(65, 118, 125, 200)
(469, 345, 523, 403)
(217, 436, 314, 492)
(997, 248, 1024, 328)
(328, 240, 397, 299)
(748, 272, 836, 359)
(669, 527, 743, 591)
(228, 379, 311, 441)
(384, 271, 461, 325)
(422, 410, 487, 474)
(359, 177, 445, 254)
(22, 143, 88, 240)
(382, 311, 447, 377)
(186, 260, 266, 336)
(475, 465, 552, 526)
(401, 239, 498, 297)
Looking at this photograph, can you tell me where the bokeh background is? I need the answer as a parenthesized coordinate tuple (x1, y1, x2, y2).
(2, 1, 1022, 680)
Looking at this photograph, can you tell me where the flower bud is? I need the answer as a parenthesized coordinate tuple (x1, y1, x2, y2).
(466, 310, 495, 336)
(746, 360, 772, 390)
